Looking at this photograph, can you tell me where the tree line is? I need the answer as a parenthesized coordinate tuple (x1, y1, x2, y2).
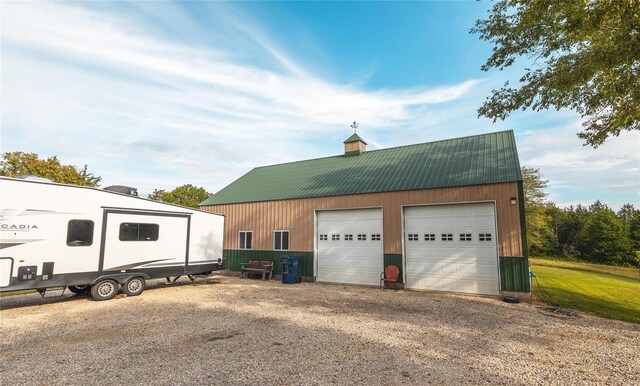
(523, 167, 639, 266)
(0, 152, 210, 208)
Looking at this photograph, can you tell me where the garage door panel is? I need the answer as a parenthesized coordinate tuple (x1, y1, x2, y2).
(318, 259, 379, 271)
(404, 203, 499, 295)
(477, 264, 498, 276)
(476, 217, 495, 228)
(476, 248, 496, 259)
(317, 208, 383, 286)
(437, 218, 456, 228)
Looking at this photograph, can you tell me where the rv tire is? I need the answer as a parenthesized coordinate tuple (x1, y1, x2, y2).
(68, 285, 90, 294)
(122, 277, 145, 296)
(90, 279, 118, 301)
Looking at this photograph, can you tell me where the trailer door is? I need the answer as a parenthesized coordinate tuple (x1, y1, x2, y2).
(101, 211, 189, 274)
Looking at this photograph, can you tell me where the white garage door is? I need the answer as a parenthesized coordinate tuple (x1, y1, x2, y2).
(404, 203, 499, 295)
(317, 208, 383, 286)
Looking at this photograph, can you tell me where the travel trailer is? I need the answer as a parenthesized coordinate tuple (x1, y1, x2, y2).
(0, 177, 224, 301)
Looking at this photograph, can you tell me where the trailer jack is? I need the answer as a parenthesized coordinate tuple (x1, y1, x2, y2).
(36, 288, 46, 298)
(165, 276, 182, 284)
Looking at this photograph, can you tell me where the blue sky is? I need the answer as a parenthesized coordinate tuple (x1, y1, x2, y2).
(1, 1, 638, 209)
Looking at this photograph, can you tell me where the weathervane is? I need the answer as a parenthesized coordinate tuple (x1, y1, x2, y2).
(351, 121, 359, 133)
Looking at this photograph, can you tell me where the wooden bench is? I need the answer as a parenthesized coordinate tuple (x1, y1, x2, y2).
(241, 259, 274, 281)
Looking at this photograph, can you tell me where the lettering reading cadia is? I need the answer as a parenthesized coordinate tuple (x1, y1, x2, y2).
(0, 224, 38, 230)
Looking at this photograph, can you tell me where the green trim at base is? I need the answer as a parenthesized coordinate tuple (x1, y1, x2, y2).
(517, 180, 529, 259)
(384, 254, 403, 283)
(223, 250, 314, 277)
(500, 256, 530, 292)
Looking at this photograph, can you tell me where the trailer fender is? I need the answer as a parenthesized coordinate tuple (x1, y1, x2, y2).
(91, 273, 150, 286)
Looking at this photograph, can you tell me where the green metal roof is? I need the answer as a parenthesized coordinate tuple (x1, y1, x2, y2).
(200, 130, 522, 206)
(343, 133, 367, 144)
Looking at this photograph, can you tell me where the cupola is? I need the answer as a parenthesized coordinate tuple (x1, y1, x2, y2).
(343, 133, 367, 156)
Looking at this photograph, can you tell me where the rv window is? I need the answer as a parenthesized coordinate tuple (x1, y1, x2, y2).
(119, 223, 159, 241)
(239, 231, 253, 250)
(67, 220, 94, 246)
(138, 224, 159, 241)
(274, 230, 290, 251)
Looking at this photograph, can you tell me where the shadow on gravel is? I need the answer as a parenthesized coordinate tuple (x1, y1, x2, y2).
(0, 276, 221, 310)
(1, 286, 520, 385)
(2, 277, 638, 385)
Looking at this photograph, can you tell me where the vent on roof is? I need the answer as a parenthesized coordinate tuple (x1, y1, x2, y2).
(104, 185, 138, 196)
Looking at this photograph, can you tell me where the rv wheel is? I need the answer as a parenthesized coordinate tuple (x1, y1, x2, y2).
(90, 279, 118, 301)
(122, 277, 146, 296)
(68, 285, 90, 294)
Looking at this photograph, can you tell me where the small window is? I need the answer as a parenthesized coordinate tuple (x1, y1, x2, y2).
(119, 223, 159, 241)
(319, 234, 328, 241)
(460, 233, 472, 241)
(408, 234, 419, 241)
(345, 234, 353, 241)
(371, 234, 381, 241)
(479, 233, 493, 242)
(66, 220, 94, 246)
(441, 234, 453, 241)
(357, 234, 367, 241)
(239, 231, 253, 249)
(331, 234, 340, 241)
(424, 234, 435, 241)
(274, 230, 290, 250)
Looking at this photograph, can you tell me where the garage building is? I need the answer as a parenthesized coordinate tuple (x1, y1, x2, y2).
(200, 130, 530, 298)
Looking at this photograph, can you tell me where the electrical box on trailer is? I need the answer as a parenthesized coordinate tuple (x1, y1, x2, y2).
(17, 266, 37, 281)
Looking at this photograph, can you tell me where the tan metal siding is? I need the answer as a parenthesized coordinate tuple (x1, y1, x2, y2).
(203, 182, 523, 257)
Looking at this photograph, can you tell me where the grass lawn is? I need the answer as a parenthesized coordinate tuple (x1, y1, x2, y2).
(530, 258, 640, 324)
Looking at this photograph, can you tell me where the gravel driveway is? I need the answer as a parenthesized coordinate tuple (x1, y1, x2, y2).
(1, 275, 638, 385)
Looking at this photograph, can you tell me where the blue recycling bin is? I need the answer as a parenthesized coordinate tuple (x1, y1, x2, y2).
(281, 255, 302, 284)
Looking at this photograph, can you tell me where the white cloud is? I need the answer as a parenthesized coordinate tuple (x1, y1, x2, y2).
(518, 122, 640, 209)
(0, 2, 483, 196)
(1, 2, 638, 209)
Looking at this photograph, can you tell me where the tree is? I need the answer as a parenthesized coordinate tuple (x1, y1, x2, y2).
(0, 152, 101, 186)
(148, 184, 211, 208)
(472, 1, 640, 147)
(618, 203, 640, 250)
(549, 204, 589, 256)
(521, 166, 557, 255)
(575, 202, 633, 264)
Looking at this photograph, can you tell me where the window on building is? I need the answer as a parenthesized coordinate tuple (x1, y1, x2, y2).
(345, 234, 353, 241)
(319, 234, 328, 241)
(331, 234, 340, 241)
(66, 220, 94, 246)
(479, 233, 493, 242)
(119, 223, 159, 241)
(424, 234, 435, 241)
(441, 234, 453, 241)
(408, 234, 419, 241)
(239, 231, 253, 249)
(371, 234, 381, 241)
(274, 230, 290, 250)
(357, 234, 367, 241)
(460, 233, 472, 241)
